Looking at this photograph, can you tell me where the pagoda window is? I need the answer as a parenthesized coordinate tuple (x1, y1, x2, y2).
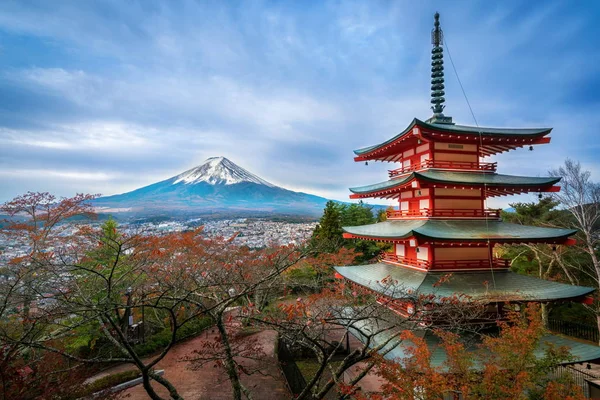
(400, 201, 409, 211)
(420, 153, 429, 164)
(402, 159, 411, 169)
(416, 143, 429, 154)
(415, 188, 429, 197)
(395, 243, 405, 257)
(419, 199, 430, 210)
(416, 246, 429, 261)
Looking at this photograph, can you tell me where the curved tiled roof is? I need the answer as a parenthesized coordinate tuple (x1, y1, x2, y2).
(349, 171, 561, 194)
(342, 220, 576, 242)
(354, 118, 552, 156)
(346, 314, 600, 368)
(334, 263, 593, 302)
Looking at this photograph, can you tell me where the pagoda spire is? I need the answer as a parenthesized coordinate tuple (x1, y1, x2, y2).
(428, 12, 453, 124)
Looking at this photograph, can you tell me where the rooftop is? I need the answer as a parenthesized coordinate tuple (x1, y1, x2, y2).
(346, 313, 600, 369)
(354, 118, 552, 159)
(335, 263, 593, 303)
(349, 170, 560, 196)
(342, 220, 576, 243)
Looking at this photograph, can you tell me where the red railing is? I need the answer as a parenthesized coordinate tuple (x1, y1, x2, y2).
(433, 258, 509, 270)
(382, 254, 430, 269)
(382, 253, 509, 270)
(386, 208, 501, 220)
(389, 160, 497, 177)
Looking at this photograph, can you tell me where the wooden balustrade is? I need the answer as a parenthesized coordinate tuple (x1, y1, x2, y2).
(382, 254, 431, 269)
(388, 160, 497, 177)
(382, 253, 509, 270)
(386, 208, 501, 220)
(433, 258, 509, 270)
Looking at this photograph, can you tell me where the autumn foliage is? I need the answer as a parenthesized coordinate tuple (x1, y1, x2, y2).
(0, 192, 591, 400)
(363, 304, 584, 400)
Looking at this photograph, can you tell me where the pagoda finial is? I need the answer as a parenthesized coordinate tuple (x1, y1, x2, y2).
(428, 12, 452, 124)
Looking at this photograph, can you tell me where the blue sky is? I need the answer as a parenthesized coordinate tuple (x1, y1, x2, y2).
(0, 0, 599, 209)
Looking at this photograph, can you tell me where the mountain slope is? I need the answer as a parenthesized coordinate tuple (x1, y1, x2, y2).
(173, 157, 275, 187)
(94, 157, 330, 216)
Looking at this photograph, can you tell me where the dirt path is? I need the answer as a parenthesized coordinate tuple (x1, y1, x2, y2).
(91, 327, 290, 399)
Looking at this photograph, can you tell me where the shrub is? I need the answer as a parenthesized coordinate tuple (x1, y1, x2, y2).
(133, 316, 213, 357)
(77, 369, 141, 398)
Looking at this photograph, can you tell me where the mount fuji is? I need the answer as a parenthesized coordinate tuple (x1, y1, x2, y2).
(94, 157, 330, 217)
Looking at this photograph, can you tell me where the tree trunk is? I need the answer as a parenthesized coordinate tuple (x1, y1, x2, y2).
(141, 371, 165, 400)
(588, 243, 600, 288)
(541, 303, 549, 328)
(216, 314, 243, 400)
(149, 371, 185, 400)
(586, 243, 600, 346)
(596, 315, 600, 347)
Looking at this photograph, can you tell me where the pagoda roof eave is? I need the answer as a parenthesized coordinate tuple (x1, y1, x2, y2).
(344, 313, 600, 369)
(353, 118, 552, 159)
(348, 171, 561, 197)
(334, 264, 594, 303)
(353, 118, 420, 156)
(342, 220, 577, 243)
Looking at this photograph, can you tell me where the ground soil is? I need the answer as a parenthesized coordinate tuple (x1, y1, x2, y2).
(89, 328, 290, 399)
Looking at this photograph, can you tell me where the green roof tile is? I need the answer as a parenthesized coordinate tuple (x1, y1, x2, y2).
(348, 317, 600, 368)
(349, 171, 560, 194)
(354, 118, 552, 156)
(343, 220, 576, 242)
(334, 264, 594, 302)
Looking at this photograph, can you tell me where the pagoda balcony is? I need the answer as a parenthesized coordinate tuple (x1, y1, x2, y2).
(381, 254, 431, 269)
(388, 160, 497, 177)
(382, 253, 510, 270)
(386, 208, 502, 220)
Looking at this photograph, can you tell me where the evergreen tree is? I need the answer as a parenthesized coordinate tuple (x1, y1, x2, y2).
(377, 207, 393, 222)
(340, 201, 375, 227)
(311, 200, 343, 252)
(311, 201, 390, 263)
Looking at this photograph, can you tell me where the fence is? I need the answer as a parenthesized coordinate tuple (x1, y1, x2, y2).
(548, 319, 599, 344)
(554, 365, 600, 398)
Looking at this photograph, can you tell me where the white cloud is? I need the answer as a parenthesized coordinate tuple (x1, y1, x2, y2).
(0, 169, 116, 181)
(0, 0, 598, 208)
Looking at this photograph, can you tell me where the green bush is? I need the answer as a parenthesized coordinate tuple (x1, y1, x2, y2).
(85, 369, 141, 393)
(133, 316, 213, 357)
(285, 265, 319, 292)
(59, 369, 141, 399)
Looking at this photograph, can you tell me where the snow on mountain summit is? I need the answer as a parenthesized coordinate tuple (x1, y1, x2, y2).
(173, 157, 276, 187)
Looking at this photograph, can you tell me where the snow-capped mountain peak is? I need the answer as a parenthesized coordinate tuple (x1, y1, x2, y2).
(173, 157, 276, 187)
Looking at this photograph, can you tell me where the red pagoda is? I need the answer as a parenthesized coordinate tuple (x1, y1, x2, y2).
(335, 13, 600, 364)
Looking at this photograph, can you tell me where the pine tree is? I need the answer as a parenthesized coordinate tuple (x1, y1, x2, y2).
(311, 201, 343, 252)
